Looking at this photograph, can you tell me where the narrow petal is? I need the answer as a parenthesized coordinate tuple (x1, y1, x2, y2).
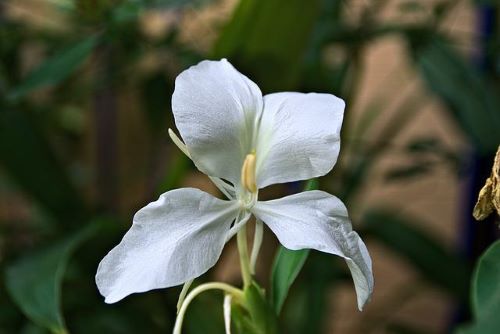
(96, 188, 239, 303)
(172, 59, 263, 186)
(223, 294, 232, 334)
(252, 190, 373, 310)
(256, 92, 345, 188)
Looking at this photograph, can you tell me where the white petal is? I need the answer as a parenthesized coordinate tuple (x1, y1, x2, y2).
(252, 191, 373, 310)
(96, 188, 239, 303)
(172, 59, 263, 186)
(256, 92, 345, 188)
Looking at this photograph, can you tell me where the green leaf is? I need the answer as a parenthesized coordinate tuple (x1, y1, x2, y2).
(456, 240, 500, 334)
(213, 0, 320, 91)
(269, 179, 318, 314)
(0, 109, 87, 223)
(5, 225, 96, 333)
(303, 178, 319, 192)
(363, 209, 471, 300)
(270, 247, 309, 315)
(156, 153, 190, 196)
(231, 304, 260, 334)
(9, 36, 98, 100)
(280, 252, 345, 334)
(410, 36, 500, 154)
(184, 291, 225, 334)
(384, 162, 434, 182)
(244, 282, 279, 334)
(472, 240, 500, 317)
(387, 322, 436, 334)
(138, 0, 218, 9)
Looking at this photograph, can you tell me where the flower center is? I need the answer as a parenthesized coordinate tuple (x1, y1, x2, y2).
(241, 152, 257, 193)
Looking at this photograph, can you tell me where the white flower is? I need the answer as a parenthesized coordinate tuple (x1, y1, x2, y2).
(95, 59, 373, 310)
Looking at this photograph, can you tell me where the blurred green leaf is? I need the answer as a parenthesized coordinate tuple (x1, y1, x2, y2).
(472, 240, 500, 317)
(398, 1, 425, 13)
(111, 2, 141, 24)
(141, 73, 171, 134)
(270, 247, 309, 315)
(244, 282, 279, 334)
(406, 137, 441, 153)
(457, 240, 500, 334)
(0, 109, 86, 223)
(20, 323, 49, 334)
(213, 0, 320, 91)
(184, 291, 225, 334)
(388, 322, 436, 334)
(384, 162, 434, 182)
(231, 304, 259, 334)
(139, 0, 217, 9)
(410, 36, 500, 154)
(9, 36, 98, 100)
(5, 225, 96, 334)
(156, 153, 190, 196)
(363, 209, 471, 300)
(270, 179, 317, 314)
(283, 252, 345, 334)
(404, 137, 464, 176)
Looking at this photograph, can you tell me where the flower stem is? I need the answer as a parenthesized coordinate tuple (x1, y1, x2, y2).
(223, 294, 232, 334)
(250, 219, 263, 274)
(173, 282, 243, 334)
(176, 279, 193, 313)
(237, 225, 252, 287)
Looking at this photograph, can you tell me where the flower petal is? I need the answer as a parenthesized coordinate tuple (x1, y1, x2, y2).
(256, 92, 345, 188)
(96, 188, 239, 303)
(252, 190, 373, 310)
(172, 59, 263, 186)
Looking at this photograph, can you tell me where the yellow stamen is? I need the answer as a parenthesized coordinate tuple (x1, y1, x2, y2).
(241, 153, 257, 193)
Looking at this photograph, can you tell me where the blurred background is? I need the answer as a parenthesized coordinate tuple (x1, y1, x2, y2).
(1, 0, 499, 333)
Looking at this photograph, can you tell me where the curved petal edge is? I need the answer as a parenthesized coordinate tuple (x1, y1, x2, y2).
(95, 188, 239, 303)
(252, 190, 373, 310)
(172, 59, 263, 186)
(256, 92, 345, 188)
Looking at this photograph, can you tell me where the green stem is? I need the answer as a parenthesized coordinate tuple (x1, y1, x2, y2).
(250, 219, 264, 274)
(237, 225, 252, 287)
(176, 279, 193, 313)
(173, 282, 243, 334)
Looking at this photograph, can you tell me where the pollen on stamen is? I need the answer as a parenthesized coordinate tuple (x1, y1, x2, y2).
(241, 152, 257, 193)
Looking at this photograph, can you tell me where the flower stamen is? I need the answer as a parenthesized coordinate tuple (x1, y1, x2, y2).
(241, 152, 257, 193)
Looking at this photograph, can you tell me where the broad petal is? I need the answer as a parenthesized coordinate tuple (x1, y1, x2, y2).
(252, 190, 373, 310)
(96, 188, 239, 303)
(172, 59, 263, 186)
(256, 92, 345, 188)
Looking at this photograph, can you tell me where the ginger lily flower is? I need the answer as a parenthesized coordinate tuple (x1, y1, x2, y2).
(96, 59, 373, 310)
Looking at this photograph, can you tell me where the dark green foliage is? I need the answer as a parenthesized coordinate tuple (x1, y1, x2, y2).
(9, 36, 99, 100)
(5, 225, 96, 333)
(409, 35, 500, 154)
(214, 0, 320, 92)
(269, 179, 318, 315)
(243, 282, 279, 334)
(457, 240, 500, 334)
(0, 110, 87, 224)
(363, 209, 471, 301)
(270, 247, 309, 315)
